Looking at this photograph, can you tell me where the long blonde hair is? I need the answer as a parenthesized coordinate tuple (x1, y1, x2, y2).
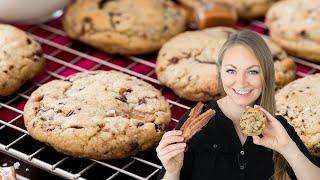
(217, 30, 289, 180)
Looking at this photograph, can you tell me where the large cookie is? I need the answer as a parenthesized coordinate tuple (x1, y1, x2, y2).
(0, 24, 45, 96)
(63, 0, 187, 55)
(179, 0, 277, 18)
(276, 74, 320, 157)
(156, 27, 295, 102)
(266, 0, 320, 62)
(264, 37, 296, 90)
(24, 70, 171, 159)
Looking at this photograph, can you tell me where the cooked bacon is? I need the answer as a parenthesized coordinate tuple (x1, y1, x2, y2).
(180, 102, 215, 142)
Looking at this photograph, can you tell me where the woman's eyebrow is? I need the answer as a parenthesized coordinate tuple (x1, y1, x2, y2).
(224, 64, 237, 69)
(247, 65, 260, 69)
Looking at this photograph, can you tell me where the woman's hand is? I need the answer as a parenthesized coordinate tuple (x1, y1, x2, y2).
(156, 130, 186, 175)
(251, 105, 295, 154)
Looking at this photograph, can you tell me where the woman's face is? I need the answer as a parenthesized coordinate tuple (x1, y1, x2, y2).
(220, 44, 263, 107)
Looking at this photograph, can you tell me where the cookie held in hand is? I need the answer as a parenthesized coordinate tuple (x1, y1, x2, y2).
(240, 108, 266, 136)
(180, 102, 215, 142)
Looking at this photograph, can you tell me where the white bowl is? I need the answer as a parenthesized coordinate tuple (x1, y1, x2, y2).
(0, 0, 69, 24)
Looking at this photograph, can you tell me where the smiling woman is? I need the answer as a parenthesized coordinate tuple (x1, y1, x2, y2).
(156, 30, 320, 180)
(218, 44, 264, 106)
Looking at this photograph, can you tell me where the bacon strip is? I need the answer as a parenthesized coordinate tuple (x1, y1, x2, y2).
(180, 102, 215, 142)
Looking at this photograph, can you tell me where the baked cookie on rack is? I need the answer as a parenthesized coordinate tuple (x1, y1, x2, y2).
(156, 27, 296, 102)
(63, 0, 187, 55)
(266, 0, 320, 62)
(276, 74, 320, 157)
(264, 38, 296, 90)
(24, 70, 171, 159)
(156, 27, 234, 102)
(179, 0, 277, 18)
(0, 24, 45, 96)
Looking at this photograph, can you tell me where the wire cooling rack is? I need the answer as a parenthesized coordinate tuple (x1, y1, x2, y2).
(0, 16, 319, 180)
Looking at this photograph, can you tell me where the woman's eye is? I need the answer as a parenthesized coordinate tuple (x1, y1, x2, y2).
(226, 69, 236, 74)
(249, 70, 259, 75)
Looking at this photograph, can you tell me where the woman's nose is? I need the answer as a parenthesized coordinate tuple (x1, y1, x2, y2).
(236, 73, 248, 86)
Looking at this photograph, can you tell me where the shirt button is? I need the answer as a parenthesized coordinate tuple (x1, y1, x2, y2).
(240, 165, 245, 170)
(240, 150, 245, 155)
(213, 144, 218, 149)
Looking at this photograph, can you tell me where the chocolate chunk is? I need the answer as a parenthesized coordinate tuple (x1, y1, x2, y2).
(299, 30, 307, 37)
(70, 125, 83, 129)
(66, 110, 74, 117)
(116, 96, 127, 103)
(136, 122, 144, 127)
(29, 50, 43, 62)
(138, 98, 147, 105)
(98, 123, 105, 128)
(26, 38, 32, 45)
(3, 70, 8, 74)
(8, 65, 14, 70)
(33, 107, 39, 112)
(272, 51, 283, 61)
(168, 57, 179, 64)
(119, 88, 132, 96)
(98, 0, 108, 9)
(162, 25, 168, 32)
(81, 17, 94, 36)
(47, 127, 55, 131)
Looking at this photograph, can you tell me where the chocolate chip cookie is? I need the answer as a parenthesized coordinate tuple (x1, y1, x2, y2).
(156, 27, 295, 101)
(0, 24, 45, 96)
(24, 70, 171, 159)
(240, 108, 266, 136)
(264, 37, 297, 90)
(266, 0, 320, 62)
(63, 0, 187, 55)
(276, 73, 320, 157)
(156, 27, 234, 102)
